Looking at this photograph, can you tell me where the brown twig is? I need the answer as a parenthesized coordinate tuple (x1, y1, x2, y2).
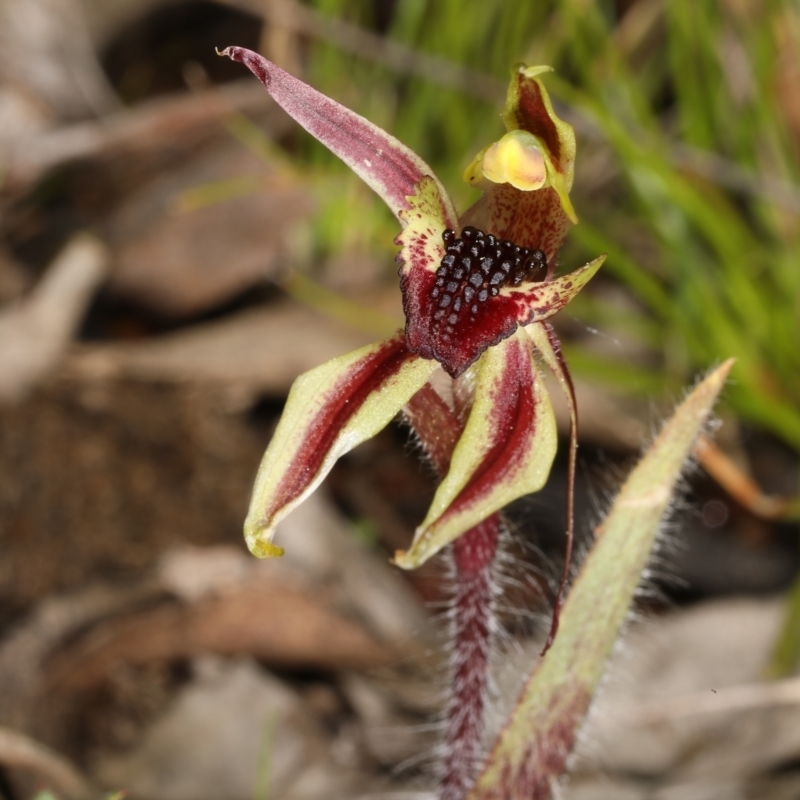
(45, 581, 395, 693)
(695, 435, 800, 521)
(1, 79, 289, 198)
(0, 727, 89, 799)
(0, 232, 108, 402)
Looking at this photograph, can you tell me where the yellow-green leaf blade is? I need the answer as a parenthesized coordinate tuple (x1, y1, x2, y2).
(467, 360, 734, 800)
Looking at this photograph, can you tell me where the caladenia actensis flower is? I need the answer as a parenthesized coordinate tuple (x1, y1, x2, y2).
(219, 46, 604, 800)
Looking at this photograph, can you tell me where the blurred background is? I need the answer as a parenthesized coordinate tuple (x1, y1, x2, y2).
(1, 0, 799, 798)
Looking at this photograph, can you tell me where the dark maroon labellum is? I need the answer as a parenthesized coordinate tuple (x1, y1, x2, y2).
(403, 226, 553, 378)
(430, 226, 547, 339)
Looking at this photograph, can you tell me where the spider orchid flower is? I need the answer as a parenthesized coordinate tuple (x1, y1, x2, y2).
(219, 47, 604, 571)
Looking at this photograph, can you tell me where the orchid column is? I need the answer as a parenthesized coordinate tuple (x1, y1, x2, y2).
(218, 46, 603, 800)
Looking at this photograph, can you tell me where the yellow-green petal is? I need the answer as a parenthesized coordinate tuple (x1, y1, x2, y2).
(245, 335, 437, 558)
(395, 330, 557, 568)
(479, 131, 548, 192)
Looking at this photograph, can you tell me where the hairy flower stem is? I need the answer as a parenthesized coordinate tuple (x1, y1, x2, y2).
(441, 517, 499, 800)
(404, 384, 500, 799)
